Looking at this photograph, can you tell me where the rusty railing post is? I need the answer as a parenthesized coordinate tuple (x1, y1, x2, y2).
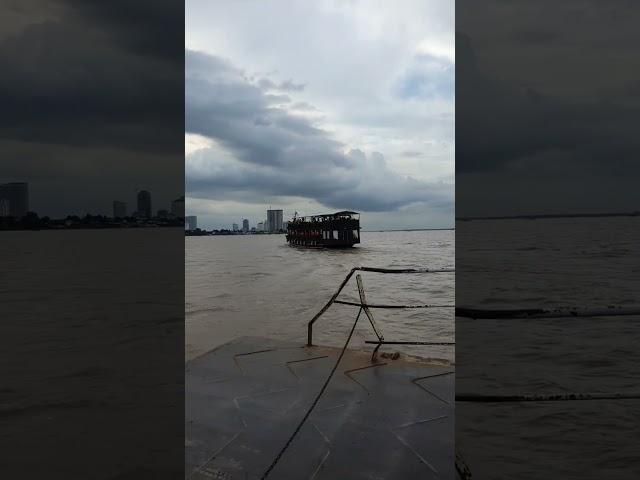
(307, 266, 455, 348)
(356, 274, 384, 342)
(307, 267, 357, 346)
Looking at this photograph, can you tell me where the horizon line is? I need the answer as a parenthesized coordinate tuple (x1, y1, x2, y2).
(456, 211, 640, 221)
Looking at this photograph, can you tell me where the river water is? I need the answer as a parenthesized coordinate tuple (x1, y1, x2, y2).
(456, 217, 640, 479)
(6, 221, 634, 477)
(186, 230, 455, 362)
(2, 228, 184, 478)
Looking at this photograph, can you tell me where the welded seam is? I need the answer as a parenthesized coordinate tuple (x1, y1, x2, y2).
(343, 362, 388, 393)
(411, 371, 454, 405)
(285, 355, 330, 380)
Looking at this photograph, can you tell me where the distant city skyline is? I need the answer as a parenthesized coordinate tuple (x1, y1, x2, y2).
(0, 1, 183, 221)
(187, 206, 456, 232)
(0, 181, 185, 222)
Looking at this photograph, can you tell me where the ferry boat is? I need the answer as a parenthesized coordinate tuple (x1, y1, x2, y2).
(286, 211, 360, 247)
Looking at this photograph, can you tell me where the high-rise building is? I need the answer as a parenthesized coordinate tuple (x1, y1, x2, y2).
(267, 209, 283, 233)
(0, 182, 29, 217)
(113, 201, 127, 218)
(256, 222, 264, 232)
(242, 218, 249, 232)
(186, 215, 198, 231)
(171, 196, 185, 218)
(232, 223, 239, 232)
(137, 190, 152, 218)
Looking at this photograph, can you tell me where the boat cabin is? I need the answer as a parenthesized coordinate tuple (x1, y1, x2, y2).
(286, 211, 360, 247)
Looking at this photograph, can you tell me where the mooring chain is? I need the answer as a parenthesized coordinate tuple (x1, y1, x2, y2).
(261, 308, 363, 479)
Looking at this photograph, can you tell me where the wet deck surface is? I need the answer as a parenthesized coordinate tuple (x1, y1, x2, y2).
(186, 337, 454, 479)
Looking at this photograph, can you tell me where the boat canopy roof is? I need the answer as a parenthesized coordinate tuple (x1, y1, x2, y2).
(292, 211, 359, 222)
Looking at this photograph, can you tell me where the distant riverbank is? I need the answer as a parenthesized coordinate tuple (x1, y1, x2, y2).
(185, 228, 285, 236)
(0, 213, 183, 231)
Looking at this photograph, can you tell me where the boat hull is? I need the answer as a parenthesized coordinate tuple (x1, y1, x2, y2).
(286, 236, 358, 248)
(286, 211, 361, 248)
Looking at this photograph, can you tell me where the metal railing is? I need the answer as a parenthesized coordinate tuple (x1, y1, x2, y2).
(307, 266, 455, 360)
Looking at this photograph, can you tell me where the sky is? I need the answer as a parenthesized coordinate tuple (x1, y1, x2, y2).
(185, 0, 455, 231)
(456, 0, 640, 216)
(0, 0, 183, 218)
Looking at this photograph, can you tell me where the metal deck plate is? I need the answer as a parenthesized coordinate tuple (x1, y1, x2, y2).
(186, 337, 454, 479)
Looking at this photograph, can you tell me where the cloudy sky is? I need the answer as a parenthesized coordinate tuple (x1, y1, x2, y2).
(186, 0, 454, 230)
(0, 0, 183, 218)
(457, 0, 640, 216)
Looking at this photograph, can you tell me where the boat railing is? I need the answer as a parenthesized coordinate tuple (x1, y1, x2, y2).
(307, 266, 455, 361)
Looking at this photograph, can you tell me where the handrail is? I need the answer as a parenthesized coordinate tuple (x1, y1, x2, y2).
(334, 300, 454, 309)
(307, 266, 455, 347)
(456, 306, 640, 319)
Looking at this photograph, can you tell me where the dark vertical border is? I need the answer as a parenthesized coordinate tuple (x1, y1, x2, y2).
(0, 1, 184, 478)
(456, 1, 640, 478)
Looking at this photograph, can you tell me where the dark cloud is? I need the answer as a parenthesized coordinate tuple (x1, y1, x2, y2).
(60, 0, 184, 61)
(507, 28, 563, 45)
(0, 1, 182, 152)
(0, 0, 183, 216)
(278, 79, 305, 91)
(186, 49, 452, 213)
(457, 0, 640, 214)
(456, 33, 640, 176)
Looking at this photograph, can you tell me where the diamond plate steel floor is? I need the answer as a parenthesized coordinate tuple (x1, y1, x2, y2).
(186, 337, 454, 479)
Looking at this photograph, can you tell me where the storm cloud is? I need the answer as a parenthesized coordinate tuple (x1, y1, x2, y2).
(457, 33, 640, 175)
(456, 0, 640, 215)
(0, 0, 182, 152)
(186, 50, 452, 213)
(0, 0, 183, 217)
(186, 0, 454, 229)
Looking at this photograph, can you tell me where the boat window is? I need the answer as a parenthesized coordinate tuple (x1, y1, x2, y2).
(333, 230, 338, 239)
(353, 230, 358, 239)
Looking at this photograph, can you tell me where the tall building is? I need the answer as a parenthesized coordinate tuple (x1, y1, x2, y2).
(113, 201, 127, 218)
(267, 209, 283, 233)
(171, 196, 185, 218)
(186, 215, 197, 231)
(137, 190, 152, 218)
(256, 222, 264, 232)
(242, 218, 249, 233)
(232, 223, 239, 232)
(0, 182, 29, 217)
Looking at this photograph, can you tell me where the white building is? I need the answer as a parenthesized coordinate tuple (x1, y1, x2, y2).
(267, 209, 283, 233)
(186, 215, 197, 231)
